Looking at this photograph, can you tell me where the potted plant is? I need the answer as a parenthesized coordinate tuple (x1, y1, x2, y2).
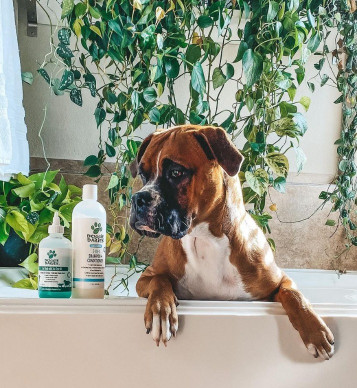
(0, 170, 81, 288)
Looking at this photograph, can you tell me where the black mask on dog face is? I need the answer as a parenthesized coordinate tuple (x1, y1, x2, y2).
(130, 159, 192, 239)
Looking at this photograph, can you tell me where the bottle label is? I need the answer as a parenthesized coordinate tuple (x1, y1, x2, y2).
(72, 217, 106, 289)
(38, 248, 72, 292)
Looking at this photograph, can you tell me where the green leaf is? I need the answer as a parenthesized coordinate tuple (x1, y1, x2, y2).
(149, 107, 160, 123)
(28, 170, 58, 189)
(106, 174, 119, 191)
(221, 112, 234, 130)
(267, 1, 279, 22)
(0, 220, 10, 246)
(273, 177, 286, 193)
(59, 201, 78, 223)
(90, 25, 102, 37)
(294, 146, 306, 173)
(292, 113, 308, 135)
(12, 278, 36, 290)
(70, 88, 82, 106)
(143, 87, 157, 103)
(140, 25, 156, 48)
(191, 62, 205, 96)
(226, 63, 234, 80)
(325, 219, 336, 226)
(132, 110, 144, 129)
(265, 153, 289, 177)
(61, 0, 74, 18)
(28, 225, 48, 244)
(58, 28, 71, 45)
(84, 73, 96, 97)
(308, 32, 321, 52)
(307, 9, 315, 28)
(164, 57, 180, 79)
(12, 183, 35, 198)
(287, 84, 297, 101)
(21, 72, 33, 85)
(95, 107, 106, 127)
(16, 173, 32, 185)
(299, 96, 311, 111)
(89, 6, 101, 19)
(234, 41, 248, 63)
(106, 142, 116, 157)
(267, 238, 276, 252)
(75, 3, 87, 17)
(131, 90, 140, 110)
(84, 165, 101, 178)
(38, 68, 51, 84)
(103, 87, 117, 104)
(6, 211, 35, 241)
(26, 212, 40, 227)
(127, 139, 138, 159)
(245, 169, 269, 196)
(307, 81, 315, 93)
(19, 253, 38, 274)
(186, 45, 201, 70)
(56, 43, 74, 59)
(84, 155, 98, 166)
(59, 70, 74, 90)
(212, 67, 226, 89)
(321, 74, 329, 86)
(242, 49, 263, 87)
(197, 15, 213, 28)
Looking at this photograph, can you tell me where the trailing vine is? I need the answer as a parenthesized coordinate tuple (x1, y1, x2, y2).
(313, 0, 357, 254)
(35, 0, 356, 284)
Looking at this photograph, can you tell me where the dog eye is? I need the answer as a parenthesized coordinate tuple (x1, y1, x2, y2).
(170, 169, 183, 179)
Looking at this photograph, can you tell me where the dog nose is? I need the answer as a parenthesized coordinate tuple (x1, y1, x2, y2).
(132, 191, 152, 209)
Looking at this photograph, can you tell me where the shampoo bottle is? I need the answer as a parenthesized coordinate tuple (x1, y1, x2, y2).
(72, 184, 106, 299)
(38, 212, 72, 298)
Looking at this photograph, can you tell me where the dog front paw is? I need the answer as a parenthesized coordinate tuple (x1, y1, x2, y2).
(144, 292, 178, 346)
(301, 315, 335, 360)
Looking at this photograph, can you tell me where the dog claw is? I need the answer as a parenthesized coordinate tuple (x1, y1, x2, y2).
(146, 328, 151, 334)
(155, 340, 160, 347)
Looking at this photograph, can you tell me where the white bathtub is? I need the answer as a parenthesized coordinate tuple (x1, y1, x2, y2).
(0, 267, 356, 388)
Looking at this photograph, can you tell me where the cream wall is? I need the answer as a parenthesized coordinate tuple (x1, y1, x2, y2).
(18, 3, 341, 178)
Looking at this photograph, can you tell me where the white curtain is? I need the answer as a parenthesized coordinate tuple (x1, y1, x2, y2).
(0, 0, 29, 181)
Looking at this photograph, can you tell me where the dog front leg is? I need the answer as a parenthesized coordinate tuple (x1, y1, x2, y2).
(274, 275, 334, 360)
(136, 266, 178, 346)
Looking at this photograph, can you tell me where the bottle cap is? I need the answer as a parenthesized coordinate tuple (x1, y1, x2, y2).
(48, 211, 64, 234)
(83, 184, 98, 201)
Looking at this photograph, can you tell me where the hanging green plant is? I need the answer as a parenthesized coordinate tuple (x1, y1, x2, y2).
(310, 0, 357, 255)
(37, 0, 334, 284)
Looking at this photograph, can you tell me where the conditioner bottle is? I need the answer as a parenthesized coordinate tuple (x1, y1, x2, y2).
(72, 184, 106, 299)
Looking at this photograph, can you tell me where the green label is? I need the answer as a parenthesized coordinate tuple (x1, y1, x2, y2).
(39, 266, 69, 271)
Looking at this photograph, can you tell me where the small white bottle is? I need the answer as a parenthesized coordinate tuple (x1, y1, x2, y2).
(38, 212, 72, 298)
(72, 184, 106, 299)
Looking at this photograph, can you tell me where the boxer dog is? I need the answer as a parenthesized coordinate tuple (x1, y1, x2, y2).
(129, 125, 334, 360)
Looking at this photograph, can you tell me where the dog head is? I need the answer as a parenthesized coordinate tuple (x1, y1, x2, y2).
(129, 125, 244, 239)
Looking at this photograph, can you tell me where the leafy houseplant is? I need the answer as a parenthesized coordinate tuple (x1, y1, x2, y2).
(0, 171, 81, 289)
(36, 0, 357, 277)
(38, 0, 318, 261)
(310, 0, 357, 255)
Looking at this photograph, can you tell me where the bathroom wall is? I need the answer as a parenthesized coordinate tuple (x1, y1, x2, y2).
(18, 3, 356, 270)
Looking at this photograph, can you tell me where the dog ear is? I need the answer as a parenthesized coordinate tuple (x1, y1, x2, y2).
(129, 134, 154, 178)
(193, 126, 244, 176)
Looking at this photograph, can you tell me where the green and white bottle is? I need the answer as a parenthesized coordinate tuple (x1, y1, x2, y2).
(38, 212, 72, 298)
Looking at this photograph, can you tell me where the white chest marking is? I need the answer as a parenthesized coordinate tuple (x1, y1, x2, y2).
(176, 223, 252, 301)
